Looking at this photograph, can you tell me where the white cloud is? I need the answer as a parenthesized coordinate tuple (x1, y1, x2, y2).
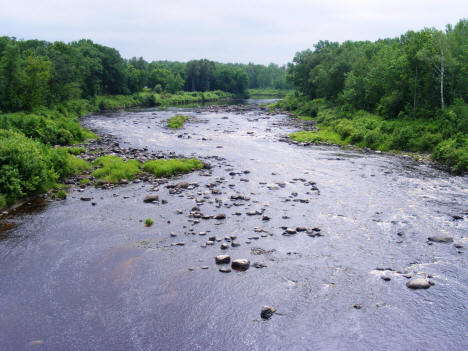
(0, 0, 466, 64)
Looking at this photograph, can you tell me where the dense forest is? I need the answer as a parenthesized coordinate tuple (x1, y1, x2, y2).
(0, 36, 289, 112)
(279, 19, 468, 173)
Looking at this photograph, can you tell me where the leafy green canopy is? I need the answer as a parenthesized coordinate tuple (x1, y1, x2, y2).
(287, 19, 468, 119)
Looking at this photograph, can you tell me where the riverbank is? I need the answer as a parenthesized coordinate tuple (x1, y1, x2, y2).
(0, 91, 232, 210)
(271, 96, 468, 174)
(248, 88, 292, 98)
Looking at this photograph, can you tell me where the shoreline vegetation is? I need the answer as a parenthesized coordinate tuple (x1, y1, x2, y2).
(274, 18, 468, 174)
(248, 88, 292, 98)
(271, 95, 467, 174)
(0, 91, 227, 210)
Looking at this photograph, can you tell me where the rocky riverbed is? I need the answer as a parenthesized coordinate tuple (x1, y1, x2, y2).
(0, 99, 467, 350)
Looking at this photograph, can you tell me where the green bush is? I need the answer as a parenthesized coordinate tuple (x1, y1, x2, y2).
(49, 148, 90, 179)
(390, 126, 413, 150)
(145, 218, 154, 227)
(0, 130, 57, 204)
(334, 119, 355, 139)
(0, 110, 95, 145)
(432, 137, 468, 173)
(143, 158, 203, 177)
(57, 190, 67, 200)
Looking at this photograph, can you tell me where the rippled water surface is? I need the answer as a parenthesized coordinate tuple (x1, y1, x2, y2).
(0, 101, 467, 350)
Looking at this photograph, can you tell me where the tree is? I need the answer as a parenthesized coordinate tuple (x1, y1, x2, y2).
(22, 54, 51, 110)
(0, 44, 24, 111)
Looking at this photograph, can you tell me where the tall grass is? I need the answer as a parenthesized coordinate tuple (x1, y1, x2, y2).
(167, 115, 189, 129)
(92, 156, 142, 183)
(143, 159, 203, 177)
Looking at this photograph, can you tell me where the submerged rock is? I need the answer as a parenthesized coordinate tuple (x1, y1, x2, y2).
(143, 194, 159, 203)
(215, 255, 231, 264)
(261, 306, 276, 319)
(284, 228, 297, 235)
(406, 277, 433, 289)
(428, 236, 453, 243)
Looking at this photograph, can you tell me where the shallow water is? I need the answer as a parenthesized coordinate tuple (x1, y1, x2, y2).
(0, 101, 467, 350)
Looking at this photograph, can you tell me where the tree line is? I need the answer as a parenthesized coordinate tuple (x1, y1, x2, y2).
(287, 19, 468, 120)
(0, 37, 289, 112)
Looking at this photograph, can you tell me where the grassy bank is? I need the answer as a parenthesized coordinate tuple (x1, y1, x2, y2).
(96, 90, 232, 110)
(0, 90, 230, 209)
(248, 88, 292, 98)
(274, 95, 468, 173)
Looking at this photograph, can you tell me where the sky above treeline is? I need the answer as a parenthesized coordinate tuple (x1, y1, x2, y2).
(1, 0, 467, 65)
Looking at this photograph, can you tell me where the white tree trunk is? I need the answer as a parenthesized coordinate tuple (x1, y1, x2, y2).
(440, 46, 445, 111)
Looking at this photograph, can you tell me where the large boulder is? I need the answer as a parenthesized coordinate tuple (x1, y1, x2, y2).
(231, 259, 250, 271)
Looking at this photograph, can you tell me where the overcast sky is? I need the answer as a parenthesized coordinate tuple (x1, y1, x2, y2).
(1, 0, 466, 65)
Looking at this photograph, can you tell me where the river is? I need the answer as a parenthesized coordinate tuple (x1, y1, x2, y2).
(0, 100, 467, 350)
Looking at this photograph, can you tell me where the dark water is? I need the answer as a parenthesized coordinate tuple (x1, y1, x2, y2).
(0, 100, 467, 350)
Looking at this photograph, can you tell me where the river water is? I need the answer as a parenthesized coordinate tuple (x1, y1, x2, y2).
(0, 100, 467, 350)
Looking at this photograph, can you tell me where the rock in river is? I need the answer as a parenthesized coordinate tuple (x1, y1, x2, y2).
(231, 259, 250, 271)
(143, 194, 159, 203)
(406, 277, 433, 289)
(215, 255, 231, 264)
(261, 306, 276, 319)
(428, 236, 453, 243)
(215, 213, 226, 220)
(284, 228, 297, 235)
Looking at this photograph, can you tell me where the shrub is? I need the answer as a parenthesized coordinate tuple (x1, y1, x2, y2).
(56, 190, 67, 200)
(145, 218, 154, 227)
(390, 126, 413, 150)
(432, 137, 468, 173)
(363, 129, 385, 149)
(49, 149, 90, 179)
(0, 130, 57, 204)
(334, 119, 355, 139)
